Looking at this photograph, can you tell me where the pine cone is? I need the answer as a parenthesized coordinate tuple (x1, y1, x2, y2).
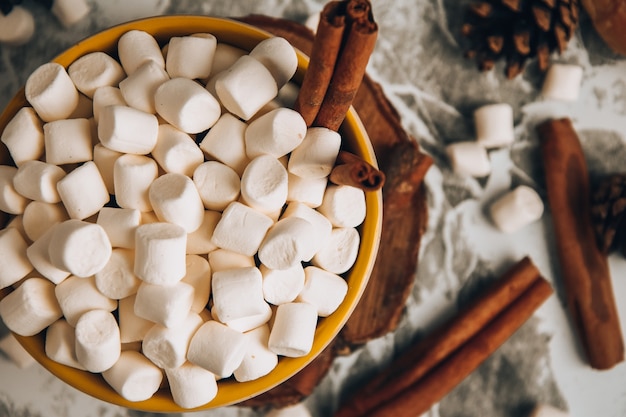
(461, 0, 580, 79)
(591, 173, 626, 256)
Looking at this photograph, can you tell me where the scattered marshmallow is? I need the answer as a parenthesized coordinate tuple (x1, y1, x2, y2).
(211, 267, 268, 324)
(0, 227, 32, 289)
(318, 185, 366, 228)
(165, 362, 218, 409)
(208, 248, 255, 273)
(45, 318, 84, 369)
(93, 144, 123, 194)
(96, 207, 141, 249)
(0, 332, 36, 369)
(297, 266, 348, 317)
(490, 185, 544, 233)
(211, 202, 274, 257)
(258, 217, 315, 270)
(234, 324, 278, 382)
(113, 154, 158, 212)
(134, 222, 187, 285)
(199, 113, 249, 175)
(266, 403, 312, 417)
(102, 350, 163, 402)
(118, 294, 153, 344)
(92, 86, 126, 124)
(0, 107, 44, 166)
(268, 302, 317, 357)
(166, 35, 217, 80)
(50, 0, 90, 28)
(13, 160, 65, 203)
(288, 127, 341, 179)
(0, 277, 62, 336)
(0, 165, 29, 214)
(212, 301, 272, 333)
(54, 275, 117, 326)
(44, 118, 93, 165)
(98, 105, 159, 155)
(282, 202, 332, 261)
(245, 107, 306, 159)
(26, 224, 71, 285)
(56, 161, 109, 220)
(119, 60, 170, 114)
(186, 210, 220, 255)
(445, 141, 491, 177)
(148, 173, 205, 233)
(134, 281, 194, 328)
(95, 248, 141, 300)
(530, 404, 570, 417)
(117, 30, 165, 75)
(261, 263, 305, 305)
(142, 312, 203, 369)
(312, 227, 360, 275)
(25, 62, 79, 122)
(474, 103, 515, 148)
(187, 320, 247, 378)
(22, 201, 68, 241)
(0, 6, 35, 46)
(542, 63, 583, 102)
(249, 37, 298, 89)
(193, 161, 241, 211)
(182, 255, 211, 313)
(240, 155, 288, 214)
(152, 124, 204, 177)
(209, 43, 246, 77)
(68, 51, 126, 98)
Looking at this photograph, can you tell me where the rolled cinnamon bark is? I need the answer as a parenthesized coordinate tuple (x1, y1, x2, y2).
(329, 151, 385, 191)
(537, 118, 624, 370)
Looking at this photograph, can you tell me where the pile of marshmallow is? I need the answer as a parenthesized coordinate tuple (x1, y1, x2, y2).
(0, 28, 367, 408)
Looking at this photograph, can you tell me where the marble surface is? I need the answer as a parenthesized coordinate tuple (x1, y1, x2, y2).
(1, 1, 626, 416)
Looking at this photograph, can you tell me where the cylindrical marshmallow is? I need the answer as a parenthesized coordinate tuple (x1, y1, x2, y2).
(490, 185, 544, 233)
(152, 124, 204, 177)
(282, 201, 332, 261)
(530, 404, 570, 417)
(68, 94, 94, 119)
(0, 333, 36, 369)
(44, 118, 93, 165)
(0, 277, 62, 336)
(212, 302, 272, 333)
(117, 30, 165, 75)
(312, 227, 360, 275)
(102, 350, 163, 402)
(181, 255, 211, 313)
(0, 165, 29, 214)
(68, 51, 126, 98)
(155, 77, 221, 134)
(474, 103, 515, 148)
(54, 275, 117, 326)
(261, 263, 305, 305)
(258, 217, 315, 270)
(208, 248, 255, 273)
(296, 266, 348, 317)
(119, 60, 170, 114)
(13, 160, 65, 204)
(249, 37, 298, 89)
(113, 154, 158, 212)
(142, 312, 203, 369)
(166, 35, 217, 79)
(245, 107, 306, 159)
(92, 86, 126, 124)
(241, 155, 288, 214)
(93, 143, 123, 194)
(445, 141, 491, 177)
(96, 207, 141, 249)
(0, 6, 35, 46)
(165, 361, 218, 409)
(148, 173, 205, 233)
(95, 248, 141, 300)
(26, 224, 71, 285)
(0, 227, 33, 289)
(317, 185, 366, 228)
(48, 219, 112, 278)
(211, 267, 268, 323)
(45, 318, 85, 369)
(25, 62, 79, 122)
(134, 222, 187, 285)
(75, 309, 120, 373)
(210, 201, 274, 256)
(215, 55, 278, 120)
(268, 302, 317, 357)
(134, 281, 194, 328)
(118, 294, 153, 344)
(187, 320, 247, 378)
(234, 324, 278, 382)
(186, 210, 220, 255)
(51, 0, 90, 28)
(98, 105, 159, 155)
(199, 113, 249, 175)
(193, 161, 241, 211)
(0, 107, 44, 166)
(288, 127, 341, 179)
(266, 403, 312, 417)
(541, 63, 583, 102)
(56, 161, 110, 220)
(209, 43, 246, 78)
(22, 201, 68, 241)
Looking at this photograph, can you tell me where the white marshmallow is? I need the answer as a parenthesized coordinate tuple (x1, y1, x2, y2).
(54, 275, 117, 326)
(474, 103, 515, 148)
(215, 55, 278, 120)
(211, 201, 274, 256)
(268, 302, 317, 357)
(93, 144, 123, 194)
(282, 201, 332, 261)
(199, 112, 249, 175)
(75, 309, 120, 372)
(241, 155, 288, 214)
(102, 350, 163, 402)
(182, 255, 211, 313)
(165, 361, 218, 409)
(44, 118, 93, 165)
(0, 165, 29, 214)
(166, 35, 217, 80)
(68, 52, 125, 98)
(22, 201, 68, 241)
(48, 219, 112, 277)
(51, 0, 90, 28)
(312, 227, 360, 275)
(209, 43, 246, 77)
(113, 154, 158, 212)
(5, 215, 27, 240)
(0, 277, 62, 336)
(0, 332, 35, 369)
(118, 294, 153, 343)
(261, 262, 305, 306)
(445, 141, 491, 177)
(193, 161, 241, 211)
(234, 324, 278, 382)
(117, 30, 165, 75)
(134, 281, 194, 328)
(68, 94, 94, 120)
(134, 222, 187, 285)
(212, 302, 272, 333)
(542, 63, 583, 102)
(13, 160, 65, 203)
(45, 318, 84, 369)
(25, 62, 79, 122)
(258, 217, 315, 270)
(297, 266, 347, 317)
(0, 6, 34, 46)
(187, 320, 247, 378)
(98, 105, 159, 155)
(92, 86, 126, 124)
(266, 403, 312, 417)
(208, 248, 255, 272)
(0, 107, 44, 166)
(318, 185, 366, 228)
(152, 124, 204, 177)
(148, 173, 205, 233)
(142, 312, 203, 369)
(155, 77, 221, 134)
(96, 207, 141, 249)
(211, 267, 268, 324)
(26, 224, 70, 285)
(490, 185, 544, 233)
(186, 210, 220, 255)
(288, 127, 341, 179)
(95, 248, 141, 300)
(119, 60, 170, 114)
(530, 404, 570, 417)
(0, 227, 33, 289)
(57, 161, 109, 220)
(249, 37, 298, 89)
(245, 107, 306, 159)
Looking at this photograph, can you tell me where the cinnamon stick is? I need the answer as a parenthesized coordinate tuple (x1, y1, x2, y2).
(537, 118, 625, 370)
(336, 257, 552, 417)
(329, 151, 385, 191)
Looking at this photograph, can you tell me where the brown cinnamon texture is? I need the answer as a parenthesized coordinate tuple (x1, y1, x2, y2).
(329, 151, 385, 191)
(537, 118, 624, 370)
